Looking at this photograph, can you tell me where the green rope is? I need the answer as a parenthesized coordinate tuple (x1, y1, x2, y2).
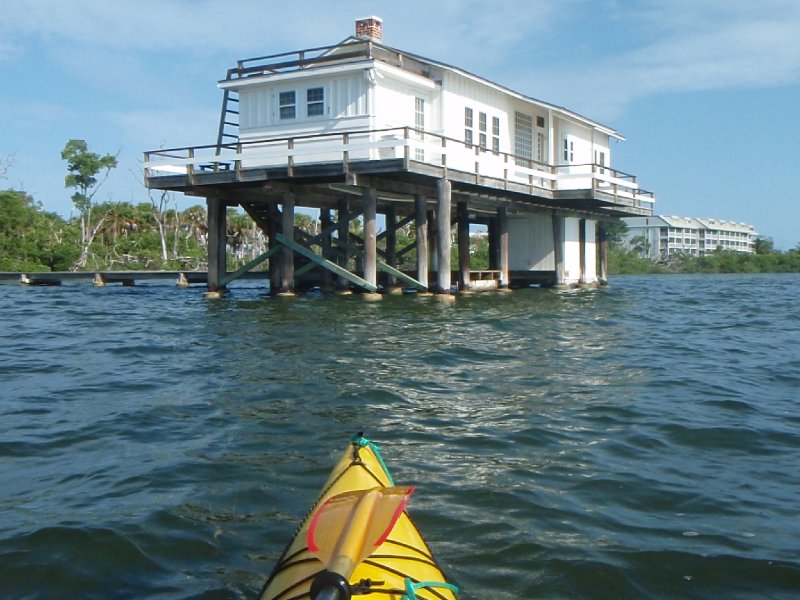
(403, 578, 459, 599)
(351, 434, 395, 486)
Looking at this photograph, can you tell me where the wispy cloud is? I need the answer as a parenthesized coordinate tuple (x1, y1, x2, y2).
(513, 0, 800, 119)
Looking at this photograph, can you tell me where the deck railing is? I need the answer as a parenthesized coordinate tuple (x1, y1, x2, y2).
(226, 41, 375, 80)
(144, 127, 654, 209)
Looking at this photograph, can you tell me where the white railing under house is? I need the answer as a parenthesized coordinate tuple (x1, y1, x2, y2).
(144, 127, 654, 208)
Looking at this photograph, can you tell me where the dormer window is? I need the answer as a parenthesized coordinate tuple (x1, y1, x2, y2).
(307, 87, 325, 117)
(279, 91, 296, 120)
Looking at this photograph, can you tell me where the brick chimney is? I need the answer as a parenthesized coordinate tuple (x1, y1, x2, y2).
(355, 16, 383, 41)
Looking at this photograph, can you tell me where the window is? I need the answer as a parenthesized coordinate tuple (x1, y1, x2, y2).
(279, 91, 296, 120)
(536, 115, 545, 128)
(536, 132, 545, 162)
(307, 87, 325, 117)
(563, 138, 574, 162)
(479, 112, 487, 132)
(465, 106, 474, 147)
(415, 97, 425, 161)
(479, 133, 487, 150)
(594, 150, 606, 174)
(514, 112, 533, 166)
(492, 116, 500, 155)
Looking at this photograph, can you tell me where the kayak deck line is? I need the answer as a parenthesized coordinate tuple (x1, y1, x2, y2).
(259, 434, 458, 600)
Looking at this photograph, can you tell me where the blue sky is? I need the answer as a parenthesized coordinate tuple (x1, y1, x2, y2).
(1, 0, 798, 249)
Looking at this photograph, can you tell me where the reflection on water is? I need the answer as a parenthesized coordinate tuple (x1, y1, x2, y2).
(1, 275, 799, 598)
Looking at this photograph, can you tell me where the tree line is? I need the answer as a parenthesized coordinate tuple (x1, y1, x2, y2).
(2, 140, 795, 275)
(605, 223, 800, 275)
(1, 140, 490, 273)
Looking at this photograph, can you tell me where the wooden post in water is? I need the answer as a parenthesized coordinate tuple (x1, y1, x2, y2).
(206, 196, 227, 297)
(268, 204, 282, 296)
(385, 204, 398, 290)
(488, 217, 500, 271)
(362, 186, 378, 292)
(579, 218, 587, 285)
(552, 212, 567, 288)
(498, 205, 509, 289)
(320, 208, 334, 291)
(415, 195, 429, 292)
(598, 221, 609, 284)
(435, 178, 452, 295)
(337, 198, 351, 293)
(427, 209, 438, 272)
(457, 201, 470, 291)
(280, 192, 295, 295)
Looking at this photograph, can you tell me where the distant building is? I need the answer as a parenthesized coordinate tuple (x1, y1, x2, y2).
(622, 215, 758, 260)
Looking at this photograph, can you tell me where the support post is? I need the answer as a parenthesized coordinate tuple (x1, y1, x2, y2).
(280, 192, 295, 294)
(206, 196, 227, 296)
(415, 194, 429, 291)
(598, 221, 609, 284)
(385, 204, 398, 290)
(498, 205, 509, 288)
(362, 187, 377, 291)
(552, 212, 567, 288)
(488, 217, 500, 271)
(427, 209, 438, 272)
(268, 204, 282, 295)
(435, 178, 452, 294)
(320, 208, 334, 290)
(337, 198, 351, 292)
(457, 201, 470, 291)
(579, 218, 587, 284)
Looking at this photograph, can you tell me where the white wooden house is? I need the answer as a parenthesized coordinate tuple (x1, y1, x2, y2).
(145, 17, 654, 294)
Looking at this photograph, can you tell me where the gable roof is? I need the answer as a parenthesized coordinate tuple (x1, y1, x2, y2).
(338, 36, 625, 140)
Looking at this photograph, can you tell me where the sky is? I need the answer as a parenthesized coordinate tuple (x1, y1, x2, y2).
(1, 0, 799, 249)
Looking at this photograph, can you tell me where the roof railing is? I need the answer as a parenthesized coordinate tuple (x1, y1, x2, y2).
(225, 41, 374, 80)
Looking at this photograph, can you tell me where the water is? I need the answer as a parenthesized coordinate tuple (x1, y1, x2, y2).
(1, 274, 798, 599)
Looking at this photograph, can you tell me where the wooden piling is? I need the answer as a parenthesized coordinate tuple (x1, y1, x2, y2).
(579, 218, 587, 284)
(598, 221, 609, 285)
(206, 196, 227, 295)
(497, 205, 509, 288)
(457, 201, 470, 291)
(415, 195, 430, 294)
(337, 198, 351, 292)
(280, 192, 295, 295)
(385, 204, 398, 289)
(551, 212, 568, 288)
(268, 203, 282, 295)
(362, 186, 377, 289)
(435, 178, 452, 294)
(320, 208, 334, 290)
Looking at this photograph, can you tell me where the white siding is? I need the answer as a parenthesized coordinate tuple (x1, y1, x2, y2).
(563, 217, 581, 283)
(508, 213, 555, 271)
(583, 219, 597, 283)
(238, 72, 369, 139)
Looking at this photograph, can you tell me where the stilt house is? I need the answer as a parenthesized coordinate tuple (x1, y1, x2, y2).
(144, 17, 654, 295)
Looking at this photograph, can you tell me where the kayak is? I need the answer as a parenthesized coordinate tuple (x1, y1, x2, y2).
(259, 434, 458, 600)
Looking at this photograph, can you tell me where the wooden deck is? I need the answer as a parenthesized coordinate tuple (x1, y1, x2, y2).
(144, 127, 654, 219)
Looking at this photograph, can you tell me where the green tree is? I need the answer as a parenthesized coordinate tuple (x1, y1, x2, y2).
(754, 236, 775, 255)
(61, 139, 118, 269)
(0, 189, 79, 271)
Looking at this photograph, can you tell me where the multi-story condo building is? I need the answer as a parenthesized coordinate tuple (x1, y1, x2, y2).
(623, 215, 758, 260)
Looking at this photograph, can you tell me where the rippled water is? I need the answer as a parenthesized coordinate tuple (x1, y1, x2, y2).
(1, 274, 799, 599)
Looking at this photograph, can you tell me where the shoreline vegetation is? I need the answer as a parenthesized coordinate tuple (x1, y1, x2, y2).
(2, 188, 799, 276)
